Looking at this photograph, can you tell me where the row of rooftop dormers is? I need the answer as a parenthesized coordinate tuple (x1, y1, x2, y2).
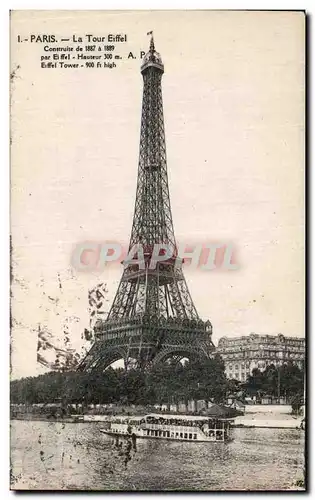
(217, 334, 304, 350)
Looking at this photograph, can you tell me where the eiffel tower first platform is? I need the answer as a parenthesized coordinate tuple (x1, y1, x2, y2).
(79, 35, 215, 372)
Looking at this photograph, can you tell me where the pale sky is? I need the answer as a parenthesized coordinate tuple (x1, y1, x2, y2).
(10, 11, 305, 379)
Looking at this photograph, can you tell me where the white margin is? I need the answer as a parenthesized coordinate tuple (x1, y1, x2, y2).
(2, 2, 311, 498)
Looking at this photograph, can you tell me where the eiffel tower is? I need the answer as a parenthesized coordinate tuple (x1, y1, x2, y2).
(79, 35, 214, 372)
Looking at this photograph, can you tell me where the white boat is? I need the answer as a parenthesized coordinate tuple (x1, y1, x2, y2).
(100, 413, 234, 442)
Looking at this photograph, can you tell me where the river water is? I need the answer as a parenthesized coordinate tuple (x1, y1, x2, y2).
(10, 420, 305, 491)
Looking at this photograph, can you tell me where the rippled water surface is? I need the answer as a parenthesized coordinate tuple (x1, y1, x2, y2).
(11, 420, 305, 491)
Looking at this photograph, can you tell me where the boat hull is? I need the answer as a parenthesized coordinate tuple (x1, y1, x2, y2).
(100, 428, 230, 443)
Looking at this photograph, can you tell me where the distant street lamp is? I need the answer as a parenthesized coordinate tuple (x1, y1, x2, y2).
(277, 368, 281, 401)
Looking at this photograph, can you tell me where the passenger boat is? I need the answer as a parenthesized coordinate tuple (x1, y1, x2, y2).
(100, 413, 234, 442)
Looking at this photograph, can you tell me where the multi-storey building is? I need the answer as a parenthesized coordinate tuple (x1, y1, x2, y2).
(216, 334, 305, 382)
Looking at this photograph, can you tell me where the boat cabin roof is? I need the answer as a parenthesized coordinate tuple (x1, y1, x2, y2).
(112, 414, 234, 423)
(132, 413, 234, 422)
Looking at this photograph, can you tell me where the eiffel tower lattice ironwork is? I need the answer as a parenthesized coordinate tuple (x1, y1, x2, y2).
(79, 35, 214, 372)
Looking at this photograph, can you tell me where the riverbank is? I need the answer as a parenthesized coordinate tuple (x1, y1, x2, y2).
(234, 405, 303, 429)
(11, 414, 111, 427)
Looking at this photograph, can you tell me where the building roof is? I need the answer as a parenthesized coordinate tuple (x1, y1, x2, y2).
(217, 333, 305, 348)
(231, 399, 245, 407)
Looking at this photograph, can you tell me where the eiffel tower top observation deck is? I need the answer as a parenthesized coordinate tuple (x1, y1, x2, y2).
(141, 34, 164, 73)
(79, 35, 214, 371)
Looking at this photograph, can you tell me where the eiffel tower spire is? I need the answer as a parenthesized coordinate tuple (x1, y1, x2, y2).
(79, 37, 214, 372)
(149, 32, 155, 52)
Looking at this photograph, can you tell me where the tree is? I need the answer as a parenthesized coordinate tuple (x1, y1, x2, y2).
(10, 354, 231, 406)
(243, 362, 304, 400)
